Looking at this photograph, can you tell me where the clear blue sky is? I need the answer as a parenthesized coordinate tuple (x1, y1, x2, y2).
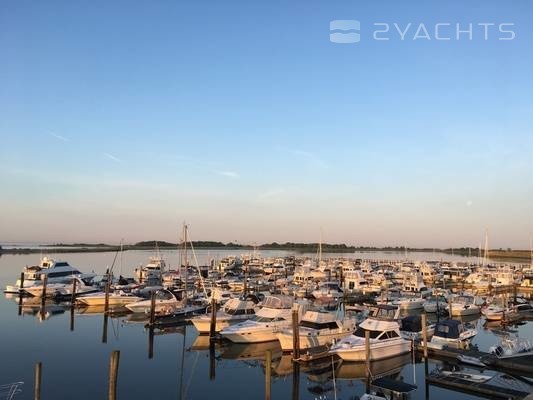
(1, 0, 532, 248)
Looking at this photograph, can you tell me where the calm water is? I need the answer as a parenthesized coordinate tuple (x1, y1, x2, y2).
(0, 250, 531, 400)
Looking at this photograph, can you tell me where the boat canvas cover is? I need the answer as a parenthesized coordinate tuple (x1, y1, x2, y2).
(261, 295, 293, 309)
(372, 377, 417, 393)
(434, 320, 461, 339)
(401, 316, 422, 332)
(301, 311, 337, 324)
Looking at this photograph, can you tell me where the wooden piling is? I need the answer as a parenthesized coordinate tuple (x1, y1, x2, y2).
(422, 312, 428, 358)
(41, 274, 48, 299)
(102, 313, 109, 343)
(19, 272, 25, 290)
(108, 350, 120, 400)
(291, 361, 300, 400)
(448, 295, 453, 318)
(209, 341, 216, 381)
(209, 297, 217, 340)
(148, 326, 154, 359)
(34, 362, 42, 400)
(265, 350, 272, 400)
(104, 279, 110, 316)
(71, 278, 77, 302)
(149, 291, 156, 327)
(292, 305, 300, 360)
(365, 329, 371, 392)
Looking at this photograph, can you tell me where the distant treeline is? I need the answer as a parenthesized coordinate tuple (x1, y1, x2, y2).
(0, 241, 530, 261)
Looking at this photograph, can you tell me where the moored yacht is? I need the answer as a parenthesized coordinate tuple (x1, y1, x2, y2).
(5, 257, 95, 293)
(276, 310, 356, 352)
(76, 290, 143, 307)
(191, 297, 258, 334)
(429, 319, 477, 349)
(329, 305, 411, 361)
(125, 289, 183, 314)
(220, 295, 297, 343)
(312, 282, 343, 300)
(23, 277, 99, 298)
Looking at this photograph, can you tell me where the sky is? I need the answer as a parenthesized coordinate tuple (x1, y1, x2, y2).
(0, 0, 532, 248)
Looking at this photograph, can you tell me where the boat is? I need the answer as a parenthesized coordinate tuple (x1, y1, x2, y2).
(439, 371, 492, 383)
(5, 257, 95, 293)
(191, 297, 258, 334)
(488, 334, 533, 360)
(134, 256, 166, 283)
(429, 320, 477, 349)
(423, 295, 447, 313)
(457, 354, 486, 367)
(125, 289, 184, 314)
(276, 310, 356, 352)
(219, 295, 297, 343)
(312, 282, 343, 300)
(447, 295, 480, 316)
(393, 296, 425, 310)
(76, 290, 143, 306)
(399, 315, 435, 341)
(23, 277, 98, 298)
(329, 305, 411, 362)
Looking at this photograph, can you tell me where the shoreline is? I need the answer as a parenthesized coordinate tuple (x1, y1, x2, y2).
(0, 244, 531, 263)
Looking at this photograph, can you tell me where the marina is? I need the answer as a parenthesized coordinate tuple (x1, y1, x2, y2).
(1, 247, 532, 399)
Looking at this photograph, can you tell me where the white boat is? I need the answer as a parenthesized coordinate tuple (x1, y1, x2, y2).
(440, 371, 492, 383)
(489, 334, 533, 360)
(399, 315, 435, 341)
(329, 305, 411, 362)
(191, 297, 258, 334)
(312, 282, 343, 300)
(125, 289, 183, 314)
(134, 256, 166, 283)
(423, 296, 447, 313)
(220, 295, 297, 343)
(5, 257, 95, 293)
(447, 295, 480, 316)
(393, 297, 425, 310)
(76, 291, 143, 306)
(276, 310, 356, 352)
(430, 320, 477, 349)
(23, 277, 98, 298)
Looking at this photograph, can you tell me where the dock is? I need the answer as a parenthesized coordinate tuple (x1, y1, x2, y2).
(426, 370, 530, 400)
(416, 344, 533, 376)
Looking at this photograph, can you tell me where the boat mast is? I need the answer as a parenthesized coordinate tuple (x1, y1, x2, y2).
(483, 229, 489, 267)
(183, 223, 188, 303)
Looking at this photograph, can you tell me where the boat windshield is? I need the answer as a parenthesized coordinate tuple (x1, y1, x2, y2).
(225, 308, 254, 316)
(354, 327, 382, 339)
(251, 316, 284, 323)
(300, 320, 338, 330)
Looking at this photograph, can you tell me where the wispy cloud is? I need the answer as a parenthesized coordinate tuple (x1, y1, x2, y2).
(48, 132, 69, 142)
(103, 153, 123, 163)
(258, 188, 285, 199)
(214, 170, 240, 179)
(279, 147, 328, 169)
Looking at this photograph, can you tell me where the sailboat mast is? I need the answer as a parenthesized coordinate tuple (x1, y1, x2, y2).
(183, 223, 188, 303)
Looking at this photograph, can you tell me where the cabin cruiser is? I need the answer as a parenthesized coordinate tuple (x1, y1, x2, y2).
(329, 305, 411, 361)
(125, 289, 183, 314)
(134, 256, 165, 283)
(399, 315, 435, 341)
(447, 295, 480, 316)
(76, 290, 143, 307)
(191, 297, 258, 333)
(276, 310, 356, 352)
(489, 334, 533, 360)
(5, 257, 95, 293)
(423, 295, 447, 313)
(342, 270, 368, 292)
(393, 297, 425, 310)
(220, 295, 298, 343)
(429, 320, 477, 349)
(23, 277, 99, 298)
(312, 282, 343, 300)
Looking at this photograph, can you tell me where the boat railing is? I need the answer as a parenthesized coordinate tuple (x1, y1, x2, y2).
(0, 382, 23, 400)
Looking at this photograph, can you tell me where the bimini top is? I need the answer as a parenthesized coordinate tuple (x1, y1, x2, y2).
(261, 295, 293, 309)
(301, 310, 337, 324)
(434, 319, 463, 339)
(400, 315, 422, 333)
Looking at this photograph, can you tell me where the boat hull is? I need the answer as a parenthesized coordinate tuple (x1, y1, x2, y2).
(333, 340, 411, 362)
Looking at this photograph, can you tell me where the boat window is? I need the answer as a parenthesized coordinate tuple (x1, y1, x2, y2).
(157, 291, 174, 300)
(354, 327, 381, 339)
(384, 331, 399, 339)
(300, 321, 338, 330)
(47, 271, 77, 278)
(226, 308, 247, 316)
(437, 325, 449, 334)
(54, 262, 70, 267)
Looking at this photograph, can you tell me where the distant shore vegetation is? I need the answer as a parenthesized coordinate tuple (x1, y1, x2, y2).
(0, 241, 531, 262)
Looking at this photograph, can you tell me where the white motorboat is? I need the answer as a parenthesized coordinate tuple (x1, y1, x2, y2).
(276, 310, 356, 352)
(329, 305, 411, 361)
(125, 289, 183, 314)
(399, 315, 435, 341)
(312, 282, 343, 300)
(220, 295, 297, 343)
(447, 295, 480, 316)
(191, 297, 258, 334)
(489, 334, 533, 360)
(5, 257, 95, 293)
(423, 296, 447, 313)
(76, 291, 143, 306)
(429, 320, 477, 349)
(134, 256, 166, 283)
(23, 277, 98, 298)
(393, 297, 425, 310)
